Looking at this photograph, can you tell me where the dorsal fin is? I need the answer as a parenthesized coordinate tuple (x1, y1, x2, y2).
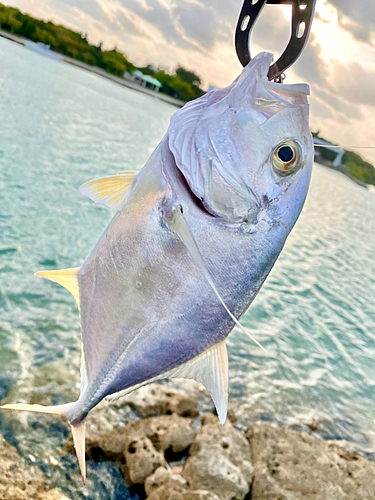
(166, 207, 265, 352)
(79, 170, 137, 210)
(35, 268, 80, 310)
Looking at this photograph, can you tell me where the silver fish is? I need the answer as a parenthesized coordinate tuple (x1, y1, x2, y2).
(1, 52, 313, 480)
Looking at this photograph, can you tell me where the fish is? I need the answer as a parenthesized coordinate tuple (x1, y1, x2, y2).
(0, 52, 313, 481)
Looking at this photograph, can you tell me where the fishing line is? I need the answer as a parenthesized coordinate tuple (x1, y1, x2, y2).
(314, 145, 375, 149)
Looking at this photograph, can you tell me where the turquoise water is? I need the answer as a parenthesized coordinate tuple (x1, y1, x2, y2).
(1, 36, 375, 498)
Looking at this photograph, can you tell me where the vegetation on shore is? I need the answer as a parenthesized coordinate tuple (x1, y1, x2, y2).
(313, 132, 375, 187)
(0, 3, 203, 102)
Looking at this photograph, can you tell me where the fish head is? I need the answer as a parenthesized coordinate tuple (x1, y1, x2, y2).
(169, 52, 313, 231)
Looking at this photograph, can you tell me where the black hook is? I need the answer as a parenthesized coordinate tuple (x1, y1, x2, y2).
(235, 0, 316, 81)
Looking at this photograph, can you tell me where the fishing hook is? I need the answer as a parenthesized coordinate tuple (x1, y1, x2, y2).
(235, 0, 317, 82)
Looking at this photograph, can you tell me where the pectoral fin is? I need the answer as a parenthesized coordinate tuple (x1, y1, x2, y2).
(79, 171, 137, 210)
(166, 207, 265, 352)
(35, 268, 80, 310)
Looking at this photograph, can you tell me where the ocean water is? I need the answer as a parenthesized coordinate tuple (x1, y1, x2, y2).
(1, 36, 375, 498)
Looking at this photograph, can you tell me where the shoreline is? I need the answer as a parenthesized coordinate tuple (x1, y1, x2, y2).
(2, 28, 373, 188)
(0, 30, 185, 108)
(314, 157, 369, 189)
(3, 383, 375, 500)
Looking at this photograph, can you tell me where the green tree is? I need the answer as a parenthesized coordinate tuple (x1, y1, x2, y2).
(100, 50, 128, 76)
(0, 3, 200, 102)
(343, 151, 375, 186)
(176, 66, 201, 86)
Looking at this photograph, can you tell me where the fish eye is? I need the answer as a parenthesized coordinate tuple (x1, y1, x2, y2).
(272, 140, 300, 176)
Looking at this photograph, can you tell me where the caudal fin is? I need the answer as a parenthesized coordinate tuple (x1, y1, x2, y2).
(0, 402, 87, 483)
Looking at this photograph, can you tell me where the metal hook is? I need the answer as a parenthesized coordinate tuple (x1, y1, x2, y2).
(235, 0, 316, 81)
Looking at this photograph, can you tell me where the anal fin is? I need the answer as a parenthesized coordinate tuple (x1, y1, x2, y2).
(79, 170, 137, 211)
(35, 268, 80, 310)
(167, 341, 228, 424)
(106, 342, 229, 424)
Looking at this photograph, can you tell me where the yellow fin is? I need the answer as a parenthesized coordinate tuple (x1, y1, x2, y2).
(79, 170, 137, 211)
(35, 268, 80, 309)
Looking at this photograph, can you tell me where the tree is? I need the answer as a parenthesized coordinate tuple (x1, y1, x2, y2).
(176, 66, 201, 86)
(0, 4, 201, 103)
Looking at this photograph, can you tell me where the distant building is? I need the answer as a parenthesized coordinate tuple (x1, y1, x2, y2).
(129, 70, 162, 92)
(142, 75, 162, 92)
(313, 137, 344, 168)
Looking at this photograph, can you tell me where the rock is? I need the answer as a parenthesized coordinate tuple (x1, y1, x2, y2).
(145, 467, 220, 500)
(308, 419, 320, 431)
(121, 384, 200, 418)
(147, 485, 220, 500)
(122, 435, 166, 484)
(38, 490, 71, 500)
(226, 407, 237, 424)
(0, 435, 69, 500)
(131, 413, 194, 454)
(182, 413, 253, 500)
(145, 466, 187, 496)
(246, 423, 375, 500)
(81, 414, 194, 484)
(85, 413, 194, 457)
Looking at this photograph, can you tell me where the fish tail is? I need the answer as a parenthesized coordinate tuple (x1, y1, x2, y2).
(0, 402, 86, 483)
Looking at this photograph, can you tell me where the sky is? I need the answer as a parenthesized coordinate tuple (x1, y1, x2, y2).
(4, 0, 375, 164)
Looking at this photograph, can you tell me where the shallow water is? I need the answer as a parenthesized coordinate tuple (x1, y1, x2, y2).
(1, 37, 375, 498)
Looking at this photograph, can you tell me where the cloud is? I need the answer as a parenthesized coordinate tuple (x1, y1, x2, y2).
(312, 88, 363, 122)
(292, 34, 330, 87)
(5, 0, 375, 164)
(327, 0, 375, 45)
(121, 0, 187, 45)
(173, 2, 228, 50)
(331, 60, 375, 108)
(314, 11, 330, 25)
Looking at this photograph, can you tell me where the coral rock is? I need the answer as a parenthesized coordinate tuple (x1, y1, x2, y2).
(122, 436, 166, 484)
(0, 435, 69, 500)
(246, 423, 375, 500)
(147, 484, 220, 500)
(145, 466, 187, 496)
(182, 414, 253, 500)
(38, 490, 71, 500)
(121, 384, 200, 418)
(83, 414, 194, 484)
